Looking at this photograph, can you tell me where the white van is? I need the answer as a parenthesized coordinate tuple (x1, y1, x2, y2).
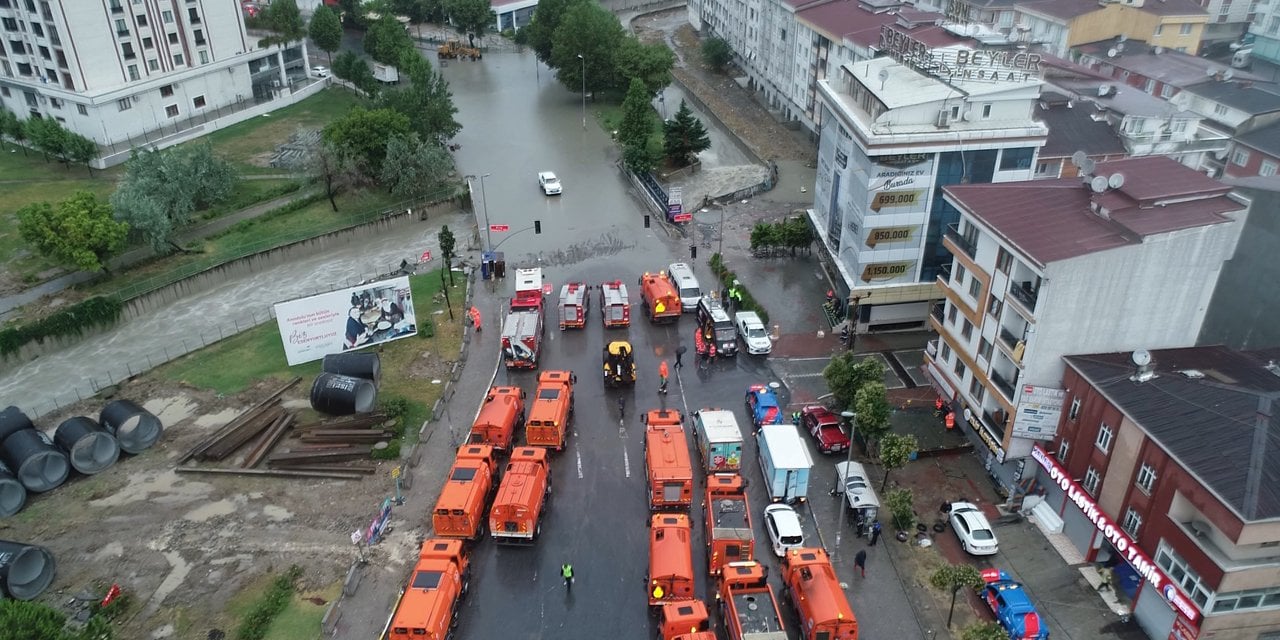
(667, 263, 702, 312)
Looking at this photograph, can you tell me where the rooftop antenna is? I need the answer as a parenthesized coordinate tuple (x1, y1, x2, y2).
(1224, 69, 1235, 82)
(1071, 150, 1088, 169)
(1108, 173, 1126, 189)
(1090, 176, 1108, 193)
(1130, 349, 1156, 383)
(1107, 48, 1119, 58)
(878, 68, 889, 90)
(1080, 157, 1097, 176)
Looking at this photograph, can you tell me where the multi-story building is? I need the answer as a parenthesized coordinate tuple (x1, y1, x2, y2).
(1201, 175, 1280, 350)
(1073, 38, 1255, 99)
(1032, 345, 1280, 640)
(1249, 0, 1280, 72)
(811, 31, 1046, 330)
(1031, 89, 1128, 179)
(0, 0, 315, 166)
(922, 156, 1247, 490)
(1196, 0, 1261, 47)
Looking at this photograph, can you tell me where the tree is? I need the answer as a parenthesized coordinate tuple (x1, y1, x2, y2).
(438, 224, 457, 286)
(25, 116, 68, 164)
(854, 380, 892, 449)
(259, 0, 306, 46)
(878, 432, 917, 492)
(623, 140, 659, 174)
(378, 50, 461, 144)
(2, 108, 29, 155)
(63, 132, 100, 174)
(884, 487, 915, 531)
(332, 50, 379, 95)
(618, 77, 655, 150)
(615, 35, 674, 94)
(309, 5, 343, 65)
(110, 144, 238, 252)
(663, 100, 710, 167)
(780, 216, 813, 254)
(17, 191, 129, 273)
(380, 134, 453, 198)
(443, 0, 494, 38)
(323, 107, 412, 178)
(307, 138, 362, 211)
(822, 352, 884, 413)
(364, 14, 414, 65)
(391, 0, 432, 22)
(961, 622, 1010, 640)
(549, 2, 625, 95)
(702, 36, 732, 71)
(525, 0, 588, 64)
(338, 0, 364, 27)
(929, 563, 985, 629)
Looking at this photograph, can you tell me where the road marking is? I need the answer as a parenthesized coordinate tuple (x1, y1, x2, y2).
(623, 446, 631, 478)
(576, 450, 584, 479)
(784, 357, 834, 362)
(789, 372, 826, 379)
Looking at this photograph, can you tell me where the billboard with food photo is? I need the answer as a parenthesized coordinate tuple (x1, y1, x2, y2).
(273, 276, 417, 365)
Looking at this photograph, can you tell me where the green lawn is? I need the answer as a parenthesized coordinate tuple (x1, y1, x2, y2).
(202, 88, 367, 174)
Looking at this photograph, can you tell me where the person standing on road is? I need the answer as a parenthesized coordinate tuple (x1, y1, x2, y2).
(617, 396, 626, 420)
(870, 520, 882, 546)
(675, 345, 686, 368)
(854, 550, 867, 578)
(658, 360, 669, 394)
(562, 563, 574, 590)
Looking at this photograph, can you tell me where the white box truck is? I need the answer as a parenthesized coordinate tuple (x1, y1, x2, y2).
(757, 424, 813, 502)
(692, 409, 743, 474)
(373, 63, 400, 83)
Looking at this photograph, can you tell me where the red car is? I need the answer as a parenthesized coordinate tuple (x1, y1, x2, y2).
(800, 406, 850, 454)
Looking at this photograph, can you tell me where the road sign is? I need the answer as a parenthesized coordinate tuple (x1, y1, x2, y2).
(489, 224, 510, 232)
(419, 250, 432, 263)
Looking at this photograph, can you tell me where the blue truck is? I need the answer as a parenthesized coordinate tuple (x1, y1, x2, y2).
(981, 568, 1050, 639)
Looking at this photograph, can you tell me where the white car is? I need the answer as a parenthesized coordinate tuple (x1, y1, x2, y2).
(949, 501, 999, 556)
(538, 171, 562, 195)
(735, 311, 771, 355)
(311, 65, 330, 78)
(764, 504, 804, 557)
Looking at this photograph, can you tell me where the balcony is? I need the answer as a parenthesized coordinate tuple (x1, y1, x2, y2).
(990, 368, 1018, 401)
(930, 302, 945, 324)
(997, 326, 1026, 364)
(944, 223, 976, 259)
(1008, 280, 1039, 313)
(981, 408, 1009, 441)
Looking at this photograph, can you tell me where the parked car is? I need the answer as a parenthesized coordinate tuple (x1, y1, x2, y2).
(311, 65, 330, 78)
(735, 311, 772, 355)
(950, 501, 999, 556)
(981, 568, 1049, 639)
(538, 171, 562, 195)
(763, 504, 804, 557)
(745, 384, 784, 429)
(799, 406, 849, 454)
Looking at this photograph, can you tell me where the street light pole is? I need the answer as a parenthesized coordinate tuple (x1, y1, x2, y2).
(478, 172, 493, 251)
(577, 54, 586, 130)
(833, 410, 857, 561)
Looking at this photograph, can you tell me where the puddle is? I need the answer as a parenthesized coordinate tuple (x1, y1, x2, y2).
(89, 469, 213, 508)
(183, 498, 236, 522)
(141, 551, 191, 617)
(261, 505, 293, 521)
(144, 396, 199, 428)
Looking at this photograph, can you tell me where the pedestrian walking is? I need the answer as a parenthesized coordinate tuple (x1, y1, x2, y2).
(870, 520, 882, 546)
(658, 360, 669, 394)
(675, 345, 686, 368)
(562, 563, 574, 590)
(617, 396, 626, 420)
(854, 550, 867, 577)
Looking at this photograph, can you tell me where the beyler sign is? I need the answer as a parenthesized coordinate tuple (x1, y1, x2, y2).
(1031, 445, 1200, 623)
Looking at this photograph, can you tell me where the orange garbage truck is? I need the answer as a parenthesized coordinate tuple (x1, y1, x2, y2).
(648, 513, 696, 607)
(717, 561, 788, 640)
(525, 370, 576, 451)
(705, 474, 755, 575)
(781, 547, 859, 640)
(431, 444, 498, 540)
(488, 447, 552, 544)
(643, 410, 693, 511)
(659, 600, 716, 640)
(638, 271, 682, 324)
(468, 386, 525, 452)
(385, 538, 470, 639)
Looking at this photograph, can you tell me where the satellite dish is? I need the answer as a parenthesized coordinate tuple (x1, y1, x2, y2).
(1071, 150, 1088, 168)
(1116, 42, 1125, 53)
(1090, 176, 1108, 193)
(1119, 34, 1128, 42)
(1107, 48, 1118, 58)
(1153, 46, 1164, 55)
(1081, 158, 1097, 175)
(1224, 69, 1235, 81)
(962, 110, 973, 121)
(878, 69, 889, 82)
(1108, 173, 1125, 189)
(1132, 349, 1152, 367)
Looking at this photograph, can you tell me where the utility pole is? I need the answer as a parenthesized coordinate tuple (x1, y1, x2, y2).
(833, 411, 857, 561)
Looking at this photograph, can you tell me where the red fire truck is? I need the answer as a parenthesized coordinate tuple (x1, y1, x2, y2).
(502, 268, 545, 369)
(600, 280, 630, 328)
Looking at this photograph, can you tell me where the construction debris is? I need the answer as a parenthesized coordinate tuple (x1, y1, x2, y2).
(175, 467, 365, 481)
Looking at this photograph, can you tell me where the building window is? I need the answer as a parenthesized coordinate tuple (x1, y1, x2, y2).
(1000, 147, 1035, 171)
(159, 84, 173, 97)
(981, 103, 992, 119)
(115, 19, 128, 35)
(187, 7, 200, 22)
(954, 359, 967, 380)
(194, 28, 204, 44)
(117, 97, 132, 111)
(165, 104, 178, 117)
(76, 103, 86, 115)
(121, 42, 135, 59)
(978, 338, 993, 363)
(1096, 423, 1113, 453)
(1136, 462, 1156, 493)
(1161, 85, 1174, 98)
(136, 14, 147, 26)
(1214, 103, 1229, 117)
(162, 10, 173, 23)
(987, 294, 1002, 319)
(1156, 545, 1213, 607)
(192, 94, 205, 108)
(967, 277, 981, 299)
(48, 97, 60, 109)
(167, 32, 178, 44)
(1179, 23, 1192, 35)
(961, 320, 973, 341)
(1056, 441, 1069, 462)
(30, 22, 41, 37)
(1069, 398, 1081, 420)
(172, 53, 183, 66)
(1154, 24, 1164, 35)
(954, 263, 967, 286)
(198, 49, 208, 64)
(1211, 586, 1280, 614)
(1232, 149, 1250, 166)
(969, 377, 985, 402)
(0, 87, 8, 97)
(996, 248, 1013, 274)
(37, 45, 48, 60)
(1083, 466, 1101, 495)
(109, 0, 122, 11)
(941, 342, 952, 363)
(127, 64, 138, 80)
(1122, 509, 1142, 536)
(947, 304, 958, 326)
(16, 61, 32, 76)
(142, 36, 152, 49)
(1262, 161, 1278, 177)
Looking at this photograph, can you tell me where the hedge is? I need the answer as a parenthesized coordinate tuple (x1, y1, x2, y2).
(0, 296, 123, 358)
(709, 253, 769, 326)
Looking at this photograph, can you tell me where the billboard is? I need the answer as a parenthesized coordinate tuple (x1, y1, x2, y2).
(1013, 385, 1066, 440)
(273, 276, 417, 365)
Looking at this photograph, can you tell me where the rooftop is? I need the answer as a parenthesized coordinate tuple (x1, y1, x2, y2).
(1180, 80, 1280, 117)
(1035, 98, 1128, 158)
(1017, 0, 1103, 21)
(944, 156, 1242, 266)
(1234, 121, 1280, 158)
(1052, 79, 1199, 118)
(1065, 346, 1280, 522)
(1075, 39, 1261, 89)
(797, 0, 899, 42)
(1130, 0, 1207, 16)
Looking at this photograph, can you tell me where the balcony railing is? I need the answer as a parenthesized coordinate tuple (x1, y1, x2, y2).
(945, 223, 976, 259)
(991, 368, 1018, 401)
(1009, 280, 1039, 313)
(930, 302, 945, 324)
(997, 326, 1022, 351)
(981, 409, 1009, 441)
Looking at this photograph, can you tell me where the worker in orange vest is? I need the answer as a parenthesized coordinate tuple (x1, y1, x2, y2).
(945, 412, 956, 430)
(468, 306, 482, 331)
(658, 360, 669, 394)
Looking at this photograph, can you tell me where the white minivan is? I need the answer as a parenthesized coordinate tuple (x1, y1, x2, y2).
(667, 263, 702, 312)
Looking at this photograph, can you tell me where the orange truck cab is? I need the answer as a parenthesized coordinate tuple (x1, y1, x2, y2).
(649, 513, 696, 607)
(468, 386, 525, 452)
(525, 370, 576, 451)
(659, 600, 715, 640)
(643, 410, 694, 511)
(638, 272, 682, 323)
(431, 445, 498, 540)
(781, 548, 859, 640)
(705, 474, 755, 575)
(600, 280, 631, 328)
(386, 538, 470, 640)
(489, 447, 552, 544)
(718, 561, 787, 640)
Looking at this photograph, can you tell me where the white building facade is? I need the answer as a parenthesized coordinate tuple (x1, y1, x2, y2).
(811, 31, 1047, 330)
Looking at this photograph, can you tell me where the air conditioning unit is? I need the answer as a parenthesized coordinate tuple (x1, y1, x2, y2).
(936, 110, 952, 128)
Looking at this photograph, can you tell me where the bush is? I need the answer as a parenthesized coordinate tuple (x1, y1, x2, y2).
(701, 37, 732, 71)
(371, 440, 402, 460)
(0, 296, 123, 358)
(235, 566, 303, 640)
(708, 253, 769, 325)
(885, 487, 916, 531)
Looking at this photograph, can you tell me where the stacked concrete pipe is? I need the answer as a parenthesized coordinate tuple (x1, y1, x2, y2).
(54, 417, 120, 475)
(0, 540, 56, 599)
(99, 400, 163, 455)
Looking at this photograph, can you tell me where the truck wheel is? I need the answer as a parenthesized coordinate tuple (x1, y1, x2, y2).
(535, 520, 543, 538)
(461, 567, 472, 598)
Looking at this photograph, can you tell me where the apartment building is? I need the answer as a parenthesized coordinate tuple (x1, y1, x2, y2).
(1249, 0, 1280, 71)
(0, 0, 312, 165)
(923, 156, 1247, 491)
(1034, 346, 1280, 640)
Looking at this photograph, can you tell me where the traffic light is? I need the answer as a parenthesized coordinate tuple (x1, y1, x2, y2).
(534, 220, 542, 234)
(643, 214, 651, 228)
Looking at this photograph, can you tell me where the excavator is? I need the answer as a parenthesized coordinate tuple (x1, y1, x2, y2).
(603, 341, 637, 388)
(438, 40, 482, 60)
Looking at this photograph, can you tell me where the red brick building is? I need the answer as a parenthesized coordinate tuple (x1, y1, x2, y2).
(1030, 346, 1280, 640)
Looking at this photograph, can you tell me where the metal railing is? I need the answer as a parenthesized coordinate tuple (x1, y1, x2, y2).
(1008, 280, 1039, 313)
(990, 368, 1018, 401)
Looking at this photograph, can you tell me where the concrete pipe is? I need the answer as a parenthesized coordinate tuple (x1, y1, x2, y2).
(99, 400, 163, 455)
(0, 406, 34, 443)
(322, 352, 382, 388)
(0, 461, 26, 518)
(310, 373, 377, 416)
(54, 417, 120, 476)
(0, 430, 69, 494)
(0, 540, 56, 600)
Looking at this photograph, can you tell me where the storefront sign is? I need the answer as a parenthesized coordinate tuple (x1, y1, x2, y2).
(860, 260, 915, 283)
(878, 25, 1042, 83)
(1170, 614, 1200, 640)
(1013, 385, 1066, 440)
(1032, 446, 1200, 623)
(875, 153, 929, 168)
(865, 225, 917, 248)
(870, 190, 924, 212)
(964, 406, 1006, 463)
